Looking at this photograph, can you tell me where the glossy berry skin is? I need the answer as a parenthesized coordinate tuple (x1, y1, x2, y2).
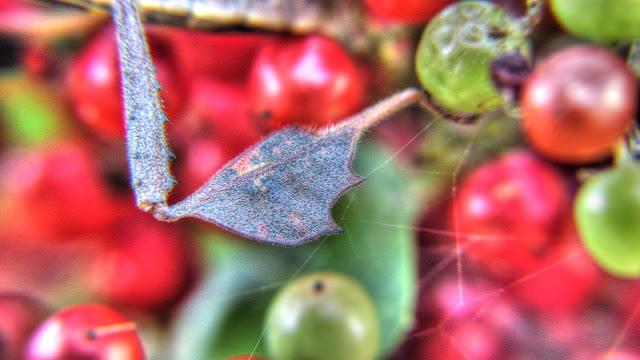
(0, 293, 49, 360)
(247, 35, 366, 132)
(24, 304, 145, 360)
(550, 0, 640, 43)
(575, 164, 640, 278)
(453, 151, 568, 280)
(521, 46, 637, 164)
(265, 272, 379, 360)
(415, 1, 530, 114)
(90, 218, 191, 310)
(364, 0, 453, 24)
(68, 26, 183, 139)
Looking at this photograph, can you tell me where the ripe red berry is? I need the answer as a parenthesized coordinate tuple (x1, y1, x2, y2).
(509, 240, 601, 312)
(24, 304, 145, 360)
(67, 26, 184, 139)
(416, 322, 501, 360)
(172, 79, 260, 156)
(162, 29, 278, 83)
(0, 141, 118, 241)
(453, 151, 568, 281)
(364, 0, 454, 24)
(0, 293, 49, 360)
(169, 79, 261, 198)
(247, 35, 366, 132)
(90, 218, 192, 310)
(521, 46, 637, 163)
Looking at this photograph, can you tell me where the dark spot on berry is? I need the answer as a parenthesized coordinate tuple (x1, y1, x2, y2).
(487, 26, 507, 40)
(86, 329, 98, 341)
(313, 279, 325, 294)
(260, 110, 272, 120)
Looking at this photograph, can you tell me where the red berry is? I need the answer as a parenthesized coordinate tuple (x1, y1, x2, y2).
(521, 46, 637, 163)
(170, 79, 261, 198)
(247, 35, 366, 132)
(90, 218, 192, 310)
(0, 293, 49, 360)
(24, 304, 145, 360)
(0, 141, 118, 241)
(364, 0, 454, 24)
(509, 240, 601, 312)
(453, 151, 568, 281)
(410, 322, 502, 360)
(172, 139, 228, 200)
(161, 28, 278, 83)
(172, 79, 260, 156)
(68, 26, 184, 139)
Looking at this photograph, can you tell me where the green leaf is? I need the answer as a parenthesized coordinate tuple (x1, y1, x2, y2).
(171, 139, 419, 360)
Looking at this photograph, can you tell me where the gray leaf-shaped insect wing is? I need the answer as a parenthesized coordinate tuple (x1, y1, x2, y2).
(164, 127, 364, 246)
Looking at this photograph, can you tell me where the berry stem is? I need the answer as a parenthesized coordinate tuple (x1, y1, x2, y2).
(517, 0, 545, 36)
(86, 322, 137, 340)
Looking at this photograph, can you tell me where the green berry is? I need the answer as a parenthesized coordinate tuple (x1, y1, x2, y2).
(575, 164, 640, 278)
(415, 1, 530, 114)
(551, 0, 640, 43)
(264, 272, 379, 360)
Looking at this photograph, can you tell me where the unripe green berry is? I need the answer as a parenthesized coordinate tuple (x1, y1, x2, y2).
(264, 272, 379, 360)
(415, 1, 530, 114)
(575, 164, 640, 278)
(551, 0, 640, 43)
